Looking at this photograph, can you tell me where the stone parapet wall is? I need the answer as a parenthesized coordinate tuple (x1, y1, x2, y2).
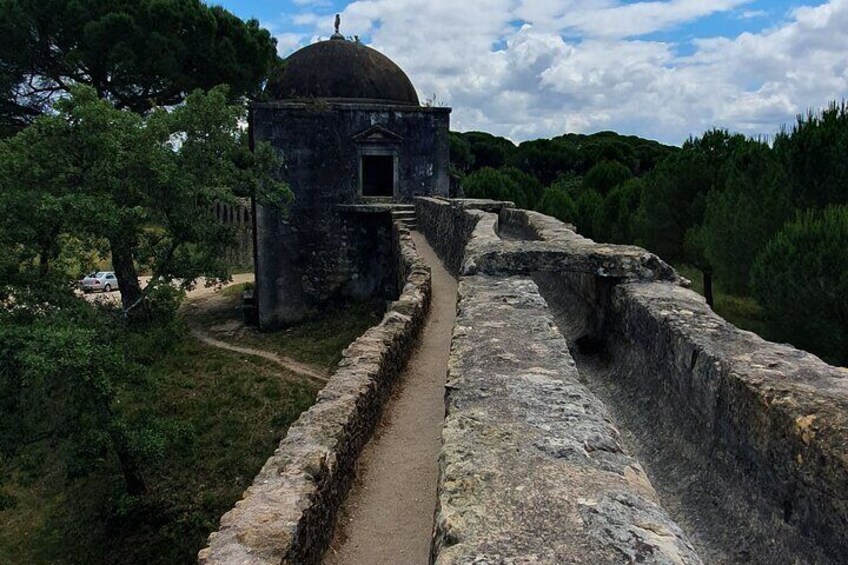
(494, 206, 679, 282)
(415, 197, 676, 283)
(605, 281, 848, 557)
(414, 197, 490, 275)
(499, 206, 574, 241)
(432, 275, 702, 564)
(198, 222, 431, 565)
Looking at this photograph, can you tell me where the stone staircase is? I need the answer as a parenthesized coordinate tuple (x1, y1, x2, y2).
(391, 204, 417, 230)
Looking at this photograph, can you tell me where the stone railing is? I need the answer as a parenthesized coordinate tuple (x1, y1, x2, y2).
(199, 222, 431, 565)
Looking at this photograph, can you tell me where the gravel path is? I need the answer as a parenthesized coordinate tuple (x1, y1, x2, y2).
(323, 232, 457, 565)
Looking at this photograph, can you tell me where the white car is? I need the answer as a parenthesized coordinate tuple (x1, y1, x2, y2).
(80, 271, 120, 293)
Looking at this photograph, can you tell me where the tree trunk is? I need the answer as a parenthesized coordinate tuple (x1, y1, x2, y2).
(38, 237, 59, 275)
(112, 436, 148, 496)
(703, 269, 715, 308)
(104, 403, 148, 497)
(110, 242, 148, 321)
(38, 251, 50, 276)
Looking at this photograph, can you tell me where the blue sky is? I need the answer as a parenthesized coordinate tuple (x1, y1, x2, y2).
(206, 1, 848, 144)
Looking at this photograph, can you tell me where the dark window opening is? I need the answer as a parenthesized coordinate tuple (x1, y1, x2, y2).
(361, 155, 394, 197)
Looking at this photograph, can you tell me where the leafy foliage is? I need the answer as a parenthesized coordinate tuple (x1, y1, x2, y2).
(597, 178, 642, 243)
(508, 138, 580, 185)
(701, 141, 792, 293)
(574, 189, 604, 240)
(0, 4, 302, 560)
(450, 130, 673, 232)
(774, 102, 848, 209)
(633, 129, 749, 304)
(0, 85, 290, 319)
(460, 131, 514, 170)
(537, 186, 578, 224)
(0, 0, 277, 134)
(449, 132, 474, 175)
(751, 207, 848, 366)
(0, 295, 157, 496)
(500, 166, 543, 209)
(463, 166, 521, 203)
(583, 159, 633, 195)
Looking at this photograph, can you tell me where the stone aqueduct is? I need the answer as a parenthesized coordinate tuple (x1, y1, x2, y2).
(199, 28, 847, 565)
(200, 197, 848, 564)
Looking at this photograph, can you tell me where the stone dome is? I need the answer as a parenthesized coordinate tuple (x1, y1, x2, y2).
(267, 38, 420, 106)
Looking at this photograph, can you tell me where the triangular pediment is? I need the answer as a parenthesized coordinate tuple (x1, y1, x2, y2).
(352, 125, 404, 144)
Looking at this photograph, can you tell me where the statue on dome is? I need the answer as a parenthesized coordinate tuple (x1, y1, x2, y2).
(332, 14, 344, 40)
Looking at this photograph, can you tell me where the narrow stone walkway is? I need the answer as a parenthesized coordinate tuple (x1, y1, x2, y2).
(324, 232, 457, 565)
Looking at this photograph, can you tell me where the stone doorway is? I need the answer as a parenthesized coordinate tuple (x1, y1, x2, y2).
(361, 155, 395, 197)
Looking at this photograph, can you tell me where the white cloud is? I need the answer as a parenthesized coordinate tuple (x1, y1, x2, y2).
(275, 32, 309, 56)
(287, 0, 848, 144)
(549, 0, 754, 38)
(737, 9, 767, 19)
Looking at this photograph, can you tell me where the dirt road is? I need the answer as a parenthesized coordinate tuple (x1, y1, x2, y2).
(81, 274, 254, 305)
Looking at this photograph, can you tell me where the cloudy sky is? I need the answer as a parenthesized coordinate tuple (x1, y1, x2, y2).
(210, 0, 848, 145)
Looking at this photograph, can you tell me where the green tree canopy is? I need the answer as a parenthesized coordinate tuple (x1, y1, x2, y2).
(0, 0, 277, 134)
(462, 166, 520, 204)
(575, 189, 604, 240)
(774, 101, 848, 209)
(0, 85, 289, 319)
(583, 159, 633, 195)
(537, 186, 578, 224)
(501, 166, 543, 210)
(458, 131, 515, 171)
(0, 296, 159, 495)
(598, 178, 642, 244)
(701, 141, 792, 293)
(751, 207, 848, 366)
(508, 138, 580, 186)
(633, 129, 748, 305)
(449, 131, 474, 175)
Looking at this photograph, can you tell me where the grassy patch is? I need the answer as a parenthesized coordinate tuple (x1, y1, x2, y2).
(0, 287, 380, 564)
(190, 288, 383, 371)
(675, 264, 769, 338)
(0, 337, 321, 564)
(220, 281, 253, 298)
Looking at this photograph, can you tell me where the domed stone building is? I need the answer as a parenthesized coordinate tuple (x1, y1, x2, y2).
(251, 25, 451, 328)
